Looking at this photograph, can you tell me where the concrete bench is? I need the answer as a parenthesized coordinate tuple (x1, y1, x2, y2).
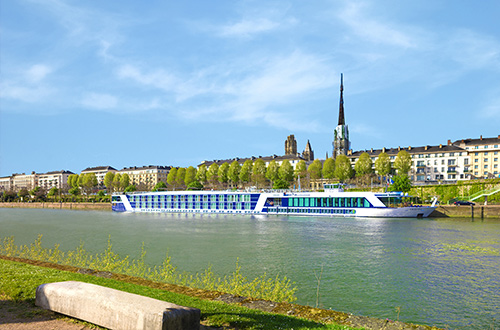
(36, 281, 200, 330)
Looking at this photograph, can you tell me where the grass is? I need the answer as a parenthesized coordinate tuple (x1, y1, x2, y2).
(0, 258, 361, 330)
(0, 235, 296, 303)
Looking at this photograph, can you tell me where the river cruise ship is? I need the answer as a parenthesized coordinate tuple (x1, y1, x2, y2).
(112, 184, 437, 218)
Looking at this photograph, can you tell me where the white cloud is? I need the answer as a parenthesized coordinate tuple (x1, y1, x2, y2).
(81, 92, 118, 109)
(338, 2, 419, 49)
(218, 18, 280, 38)
(117, 64, 177, 92)
(446, 29, 500, 71)
(0, 83, 53, 102)
(25, 64, 52, 83)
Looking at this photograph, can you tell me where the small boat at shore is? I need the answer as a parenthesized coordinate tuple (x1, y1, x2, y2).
(112, 184, 437, 218)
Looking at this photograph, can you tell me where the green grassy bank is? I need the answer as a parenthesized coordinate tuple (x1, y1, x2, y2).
(0, 257, 357, 330)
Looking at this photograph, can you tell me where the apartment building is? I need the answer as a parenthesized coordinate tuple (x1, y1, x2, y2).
(11, 172, 38, 191)
(0, 176, 12, 191)
(348, 143, 471, 182)
(80, 166, 117, 188)
(38, 170, 74, 190)
(119, 165, 171, 190)
(452, 135, 500, 178)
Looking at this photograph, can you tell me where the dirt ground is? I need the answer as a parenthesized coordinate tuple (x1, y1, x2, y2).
(0, 295, 93, 330)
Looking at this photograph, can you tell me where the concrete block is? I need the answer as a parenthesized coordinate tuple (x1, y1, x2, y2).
(36, 281, 200, 330)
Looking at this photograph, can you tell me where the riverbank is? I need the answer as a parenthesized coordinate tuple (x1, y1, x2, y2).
(0, 256, 443, 330)
(0, 202, 110, 211)
(1, 202, 500, 218)
(431, 205, 500, 218)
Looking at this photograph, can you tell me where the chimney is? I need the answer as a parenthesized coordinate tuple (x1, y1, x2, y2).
(408, 146, 412, 150)
(398, 146, 401, 151)
(498, 135, 500, 139)
(447, 139, 451, 146)
(425, 146, 428, 151)
(439, 144, 442, 148)
(382, 147, 386, 153)
(371, 148, 373, 152)
(480, 135, 483, 140)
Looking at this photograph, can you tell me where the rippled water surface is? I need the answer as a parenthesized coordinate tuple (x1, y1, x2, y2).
(1, 208, 499, 329)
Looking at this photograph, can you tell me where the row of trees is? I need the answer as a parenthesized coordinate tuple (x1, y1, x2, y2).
(0, 186, 110, 203)
(154, 150, 413, 191)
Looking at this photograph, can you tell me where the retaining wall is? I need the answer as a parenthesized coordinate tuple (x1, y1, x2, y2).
(431, 205, 500, 218)
(0, 202, 111, 211)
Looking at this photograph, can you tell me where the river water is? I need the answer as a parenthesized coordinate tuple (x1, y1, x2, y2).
(0, 208, 499, 329)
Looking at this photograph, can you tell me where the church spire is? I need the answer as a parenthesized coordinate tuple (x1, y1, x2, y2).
(332, 73, 350, 159)
(338, 73, 345, 126)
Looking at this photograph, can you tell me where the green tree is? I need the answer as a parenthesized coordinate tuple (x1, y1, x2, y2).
(104, 172, 115, 191)
(206, 163, 219, 188)
(167, 168, 178, 189)
(389, 175, 412, 193)
(18, 189, 30, 201)
(187, 180, 203, 190)
(152, 181, 167, 192)
(394, 150, 412, 175)
(185, 166, 197, 186)
(112, 173, 122, 192)
(120, 173, 130, 190)
(251, 159, 267, 188)
(175, 168, 186, 188)
(266, 160, 280, 185)
(47, 187, 59, 198)
(124, 185, 136, 193)
(228, 161, 241, 187)
(67, 174, 79, 188)
(334, 155, 354, 182)
(196, 164, 207, 184)
(278, 160, 294, 182)
(79, 173, 98, 194)
(68, 187, 80, 196)
(322, 158, 336, 179)
(355, 152, 373, 176)
(308, 160, 323, 180)
(240, 160, 253, 185)
(273, 179, 290, 189)
(294, 160, 307, 179)
(218, 163, 230, 186)
(375, 152, 391, 177)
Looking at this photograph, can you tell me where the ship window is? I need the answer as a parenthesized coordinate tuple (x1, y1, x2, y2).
(299, 198, 304, 207)
(304, 198, 309, 207)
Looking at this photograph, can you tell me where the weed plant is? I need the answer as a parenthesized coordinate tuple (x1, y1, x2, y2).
(0, 235, 297, 303)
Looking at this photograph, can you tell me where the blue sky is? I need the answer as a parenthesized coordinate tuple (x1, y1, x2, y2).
(1, 0, 499, 176)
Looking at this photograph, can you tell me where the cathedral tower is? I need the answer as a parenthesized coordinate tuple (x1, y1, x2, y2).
(302, 140, 314, 161)
(332, 73, 350, 159)
(285, 135, 297, 155)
